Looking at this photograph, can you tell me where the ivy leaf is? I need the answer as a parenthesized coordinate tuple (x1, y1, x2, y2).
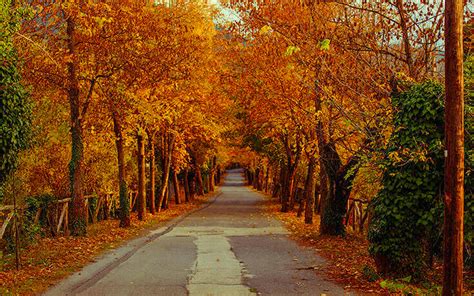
(319, 39, 330, 51)
(259, 25, 272, 35)
(284, 45, 300, 56)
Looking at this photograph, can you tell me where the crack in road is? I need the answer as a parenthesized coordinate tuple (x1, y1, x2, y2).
(186, 234, 256, 296)
(66, 192, 223, 295)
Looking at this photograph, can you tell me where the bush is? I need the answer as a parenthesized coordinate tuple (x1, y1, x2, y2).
(0, 1, 32, 190)
(368, 81, 445, 278)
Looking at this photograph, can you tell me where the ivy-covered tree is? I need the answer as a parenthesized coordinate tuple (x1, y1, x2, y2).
(464, 43, 473, 270)
(368, 81, 445, 277)
(0, 1, 31, 191)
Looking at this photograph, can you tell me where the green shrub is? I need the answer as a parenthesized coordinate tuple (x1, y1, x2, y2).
(368, 81, 445, 277)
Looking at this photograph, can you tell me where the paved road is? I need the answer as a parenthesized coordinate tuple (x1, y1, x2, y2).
(45, 169, 345, 296)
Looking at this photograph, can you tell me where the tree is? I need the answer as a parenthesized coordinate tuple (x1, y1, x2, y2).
(0, 0, 31, 190)
(225, 0, 389, 234)
(20, 1, 129, 235)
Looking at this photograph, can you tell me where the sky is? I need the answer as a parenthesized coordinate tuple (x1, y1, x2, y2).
(208, 0, 241, 23)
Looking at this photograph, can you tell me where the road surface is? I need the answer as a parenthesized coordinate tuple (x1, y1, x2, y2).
(45, 169, 345, 296)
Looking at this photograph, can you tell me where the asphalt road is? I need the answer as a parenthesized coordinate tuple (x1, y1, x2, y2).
(45, 169, 345, 296)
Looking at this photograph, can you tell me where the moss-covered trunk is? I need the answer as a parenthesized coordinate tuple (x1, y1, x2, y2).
(148, 131, 156, 215)
(112, 111, 130, 227)
(66, 17, 86, 236)
(209, 156, 216, 192)
(172, 169, 180, 204)
(320, 143, 360, 236)
(304, 157, 316, 224)
(137, 131, 146, 221)
(184, 168, 190, 202)
(157, 133, 175, 210)
(195, 166, 204, 196)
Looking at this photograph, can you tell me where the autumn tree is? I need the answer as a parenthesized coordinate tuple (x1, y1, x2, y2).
(20, 1, 136, 235)
(224, 1, 390, 234)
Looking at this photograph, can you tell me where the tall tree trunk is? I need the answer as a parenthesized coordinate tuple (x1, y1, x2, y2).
(189, 173, 196, 201)
(184, 168, 190, 202)
(257, 169, 263, 191)
(162, 188, 168, 210)
(304, 157, 316, 224)
(320, 143, 360, 236)
(285, 161, 299, 212)
(289, 171, 299, 211)
(314, 79, 330, 234)
(157, 133, 175, 210)
(148, 131, 156, 215)
(165, 178, 172, 208)
(112, 111, 130, 227)
(203, 173, 209, 193)
(277, 165, 285, 200)
(443, 0, 464, 294)
(264, 166, 270, 193)
(137, 131, 146, 221)
(216, 166, 221, 184)
(195, 166, 205, 196)
(172, 169, 180, 204)
(280, 163, 290, 212)
(320, 143, 342, 235)
(67, 17, 86, 236)
(209, 156, 216, 192)
(254, 168, 260, 189)
(280, 135, 300, 213)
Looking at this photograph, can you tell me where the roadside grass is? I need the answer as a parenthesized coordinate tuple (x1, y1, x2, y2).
(0, 193, 213, 296)
(263, 197, 473, 296)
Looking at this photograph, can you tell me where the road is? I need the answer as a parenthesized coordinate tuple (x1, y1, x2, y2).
(45, 169, 345, 296)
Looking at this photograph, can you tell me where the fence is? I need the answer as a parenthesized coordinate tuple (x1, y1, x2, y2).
(261, 177, 370, 234)
(0, 191, 143, 240)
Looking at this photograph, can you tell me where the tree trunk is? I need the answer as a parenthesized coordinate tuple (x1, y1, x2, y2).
(280, 164, 290, 212)
(253, 168, 260, 189)
(282, 161, 298, 212)
(148, 131, 156, 214)
(443, 1, 464, 294)
(172, 169, 180, 204)
(112, 111, 130, 227)
(210, 156, 216, 192)
(137, 131, 146, 221)
(314, 79, 330, 234)
(67, 17, 86, 236)
(195, 166, 205, 196)
(203, 173, 209, 193)
(184, 168, 190, 202)
(280, 134, 300, 212)
(296, 188, 305, 217)
(166, 178, 172, 208)
(314, 185, 321, 214)
(257, 169, 264, 191)
(264, 166, 270, 193)
(216, 166, 221, 184)
(162, 188, 168, 210)
(304, 157, 316, 224)
(157, 133, 175, 210)
(320, 143, 360, 236)
(272, 166, 283, 198)
(189, 173, 196, 201)
(289, 173, 299, 211)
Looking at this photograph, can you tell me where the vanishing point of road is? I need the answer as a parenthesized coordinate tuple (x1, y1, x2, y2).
(45, 169, 345, 296)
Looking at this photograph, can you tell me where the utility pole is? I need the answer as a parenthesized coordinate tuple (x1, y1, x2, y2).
(443, 0, 464, 295)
